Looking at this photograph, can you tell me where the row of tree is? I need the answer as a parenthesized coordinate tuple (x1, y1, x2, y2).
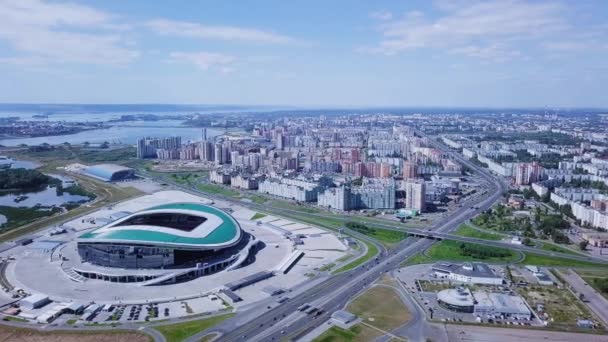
(0, 168, 57, 190)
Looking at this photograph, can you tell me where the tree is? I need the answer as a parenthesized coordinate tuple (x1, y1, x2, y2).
(523, 237, 532, 246)
(579, 240, 589, 251)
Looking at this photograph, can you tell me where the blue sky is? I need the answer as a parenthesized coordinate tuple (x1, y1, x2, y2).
(0, 0, 607, 108)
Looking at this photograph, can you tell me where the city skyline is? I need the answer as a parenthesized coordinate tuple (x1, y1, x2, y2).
(1, 0, 608, 107)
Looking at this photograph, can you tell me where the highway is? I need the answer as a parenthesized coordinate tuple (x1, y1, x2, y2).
(181, 136, 510, 342)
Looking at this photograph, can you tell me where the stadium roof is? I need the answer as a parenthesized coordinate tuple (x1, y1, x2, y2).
(84, 164, 134, 181)
(78, 203, 241, 249)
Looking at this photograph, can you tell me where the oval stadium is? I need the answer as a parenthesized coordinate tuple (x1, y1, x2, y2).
(77, 202, 248, 269)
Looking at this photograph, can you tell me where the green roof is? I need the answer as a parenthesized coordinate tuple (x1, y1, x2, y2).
(79, 203, 240, 247)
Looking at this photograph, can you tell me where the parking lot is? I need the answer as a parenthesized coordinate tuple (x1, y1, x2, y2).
(83, 295, 227, 324)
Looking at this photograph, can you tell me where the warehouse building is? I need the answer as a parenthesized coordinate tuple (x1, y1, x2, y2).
(432, 262, 503, 285)
(84, 164, 135, 182)
(437, 288, 532, 320)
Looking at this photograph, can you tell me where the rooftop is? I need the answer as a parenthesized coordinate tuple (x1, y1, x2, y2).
(432, 262, 501, 279)
(78, 203, 241, 249)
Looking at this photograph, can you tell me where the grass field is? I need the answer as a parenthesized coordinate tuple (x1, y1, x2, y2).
(539, 242, 581, 256)
(354, 227, 406, 246)
(250, 212, 266, 220)
(400, 252, 433, 267)
(333, 240, 379, 274)
(0, 324, 151, 342)
(454, 224, 504, 240)
(9, 146, 137, 164)
(196, 183, 240, 197)
(0, 205, 63, 231)
(313, 325, 381, 342)
(346, 286, 411, 331)
(519, 286, 599, 331)
(419, 280, 453, 292)
(153, 313, 235, 342)
(519, 252, 608, 268)
(424, 240, 521, 263)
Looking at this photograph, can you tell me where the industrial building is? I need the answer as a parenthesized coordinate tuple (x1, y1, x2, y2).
(437, 288, 532, 320)
(84, 164, 135, 182)
(432, 262, 503, 285)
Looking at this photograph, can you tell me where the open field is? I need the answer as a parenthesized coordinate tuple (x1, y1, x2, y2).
(7, 147, 137, 167)
(0, 205, 62, 231)
(250, 212, 266, 220)
(454, 224, 504, 240)
(445, 324, 608, 342)
(346, 286, 412, 332)
(400, 252, 433, 267)
(153, 313, 235, 342)
(313, 325, 381, 342)
(424, 240, 521, 263)
(519, 252, 608, 268)
(196, 183, 240, 197)
(519, 286, 601, 331)
(333, 240, 379, 274)
(0, 325, 151, 342)
(419, 279, 453, 292)
(539, 242, 581, 256)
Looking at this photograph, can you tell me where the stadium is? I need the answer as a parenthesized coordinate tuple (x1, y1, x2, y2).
(77, 202, 250, 270)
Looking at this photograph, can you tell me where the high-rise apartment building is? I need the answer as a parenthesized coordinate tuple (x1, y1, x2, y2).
(404, 179, 426, 212)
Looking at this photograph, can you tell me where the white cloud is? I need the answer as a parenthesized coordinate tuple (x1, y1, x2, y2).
(449, 44, 521, 62)
(0, 0, 138, 65)
(370, 10, 393, 21)
(146, 19, 292, 44)
(362, 0, 569, 61)
(167, 52, 236, 71)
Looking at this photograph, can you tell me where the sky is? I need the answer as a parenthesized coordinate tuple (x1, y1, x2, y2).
(0, 0, 607, 108)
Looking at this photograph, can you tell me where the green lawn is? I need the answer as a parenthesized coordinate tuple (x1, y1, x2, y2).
(153, 313, 235, 342)
(400, 252, 433, 267)
(346, 286, 412, 331)
(539, 242, 581, 256)
(2, 316, 28, 323)
(0, 205, 62, 231)
(454, 224, 503, 240)
(424, 240, 521, 263)
(313, 325, 381, 342)
(248, 195, 267, 204)
(250, 212, 266, 220)
(519, 252, 608, 268)
(196, 183, 240, 197)
(333, 240, 379, 274)
(360, 227, 406, 245)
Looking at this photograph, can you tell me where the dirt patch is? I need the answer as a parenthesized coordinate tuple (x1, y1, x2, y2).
(0, 326, 150, 342)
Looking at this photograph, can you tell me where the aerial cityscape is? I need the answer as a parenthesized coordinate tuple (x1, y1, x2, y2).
(1, 1, 608, 342)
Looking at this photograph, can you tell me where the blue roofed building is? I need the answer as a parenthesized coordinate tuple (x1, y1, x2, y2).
(84, 164, 135, 182)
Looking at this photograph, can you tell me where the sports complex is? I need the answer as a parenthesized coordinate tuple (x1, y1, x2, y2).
(0, 190, 350, 322)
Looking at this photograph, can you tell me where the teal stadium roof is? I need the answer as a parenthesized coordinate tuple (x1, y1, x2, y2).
(78, 203, 241, 249)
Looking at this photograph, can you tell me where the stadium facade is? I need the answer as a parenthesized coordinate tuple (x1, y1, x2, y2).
(77, 203, 245, 269)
